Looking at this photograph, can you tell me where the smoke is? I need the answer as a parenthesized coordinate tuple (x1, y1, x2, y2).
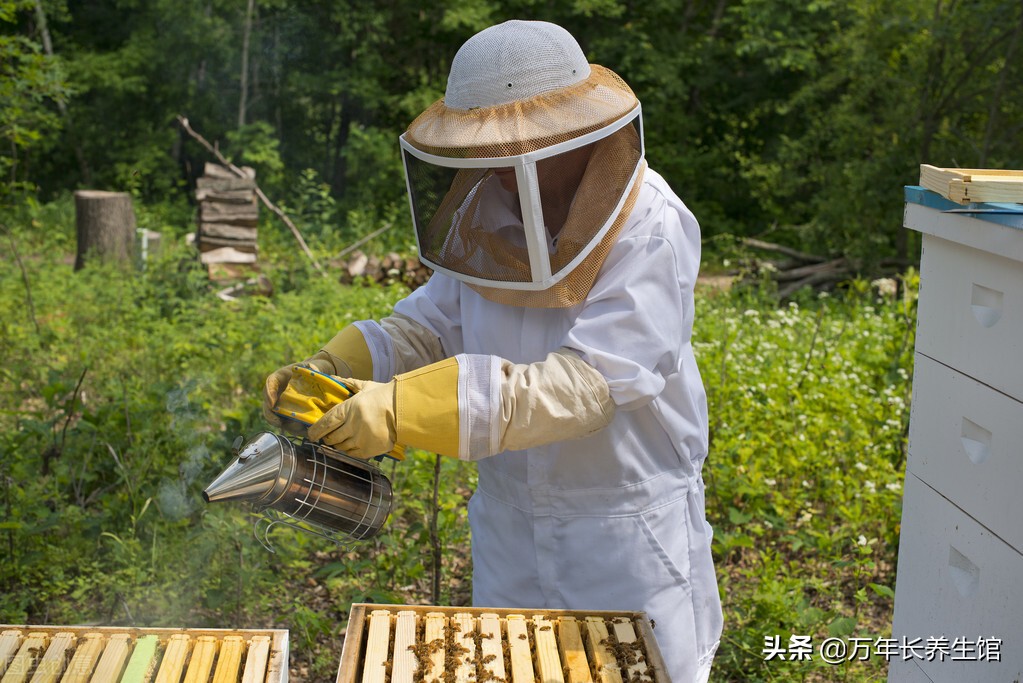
(155, 382, 215, 521)
(157, 443, 210, 521)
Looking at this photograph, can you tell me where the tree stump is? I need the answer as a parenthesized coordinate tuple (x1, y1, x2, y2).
(74, 190, 137, 271)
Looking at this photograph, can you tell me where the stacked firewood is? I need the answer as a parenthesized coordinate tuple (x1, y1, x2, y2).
(195, 163, 259, 266)
(336, 250, 433, 290)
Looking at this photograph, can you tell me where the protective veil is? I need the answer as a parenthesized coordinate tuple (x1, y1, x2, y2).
(400, 20, 645, 308)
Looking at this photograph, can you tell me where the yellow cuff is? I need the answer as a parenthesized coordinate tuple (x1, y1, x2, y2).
(394, 357, 460, 458)
(322, 324, 373, 380)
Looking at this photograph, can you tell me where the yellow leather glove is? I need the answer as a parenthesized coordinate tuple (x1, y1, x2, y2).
(274, 365, 353, 427)
(262, 352, 336, 429)
(307, 377, 397, 458)
(277, 368, 405, 460)
(306, 358, 460, 459)
(261, 325, 373, 428)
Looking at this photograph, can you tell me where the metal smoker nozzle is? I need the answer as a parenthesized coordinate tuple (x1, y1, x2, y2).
(202, 433, 287, 504)
(203, 432, 393, 549)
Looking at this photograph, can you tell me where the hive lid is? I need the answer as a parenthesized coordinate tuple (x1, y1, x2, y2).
(905, 186, 1023, 231)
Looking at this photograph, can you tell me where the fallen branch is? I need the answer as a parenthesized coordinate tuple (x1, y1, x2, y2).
(777, 264, 851, 299)
(773, 257, 848, 283)
(0, 223, 40, 336)
(337, 222, 395, 260)
(176, 115, 325, 277)
(742, 237, 826, 264)
(215, 276, 272, 301)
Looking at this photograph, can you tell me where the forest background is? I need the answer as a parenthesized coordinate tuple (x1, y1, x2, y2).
(1, 0, 1022, 681)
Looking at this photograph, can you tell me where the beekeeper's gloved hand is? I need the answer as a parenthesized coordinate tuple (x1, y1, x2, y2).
(307, 350, 615, 460)
(307, 377, 398, 458)
(262, 324, 373, 428)
(307, 357, 460, 458)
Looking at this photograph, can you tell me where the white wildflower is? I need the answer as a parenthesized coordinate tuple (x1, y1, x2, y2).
(872, 277, 898, 298)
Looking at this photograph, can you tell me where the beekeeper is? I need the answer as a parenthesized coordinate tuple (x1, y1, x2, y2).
(264, 19, 722, 682)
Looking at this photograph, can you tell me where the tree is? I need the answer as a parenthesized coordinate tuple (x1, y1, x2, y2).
(0, 0, 67, 202)
(11, 0, 1023, 266)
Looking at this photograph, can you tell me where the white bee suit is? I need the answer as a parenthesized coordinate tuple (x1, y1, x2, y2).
(356, 169, 722, 681)
(261, 20, 723, 678)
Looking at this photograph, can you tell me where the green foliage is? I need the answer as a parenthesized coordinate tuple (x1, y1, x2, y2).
(0, 198, 468, 676)
(0, 0, 68, 202)
(5, 0, 1018, 262)
(716, 0, 1023, 262)
(226, 121, 286, 193)
(1, 198, 915, 682)
(697, 276, 917, 680)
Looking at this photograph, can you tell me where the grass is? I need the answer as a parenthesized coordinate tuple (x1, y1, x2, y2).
(698, 277, 916, 681)
(0, 198, 914, 681)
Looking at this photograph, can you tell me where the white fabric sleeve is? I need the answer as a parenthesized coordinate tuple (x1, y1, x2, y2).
(354, 314, 450, 382)
(391, 273, 465, 357)
(354, 274, 463, 382)
(380, 314, 446, 375)
(351, 320, 394, 383)
(454, 349, 615, 461)
(563, 179, 700, 410)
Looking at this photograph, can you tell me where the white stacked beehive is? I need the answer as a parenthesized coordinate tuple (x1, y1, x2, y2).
(890, 187, 1023, 682)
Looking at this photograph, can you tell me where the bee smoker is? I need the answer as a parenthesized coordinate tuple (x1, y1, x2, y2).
(203, 432, 392, 552)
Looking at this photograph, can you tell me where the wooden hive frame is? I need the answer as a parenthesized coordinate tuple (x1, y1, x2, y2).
(336, 604, 670, 683)
(920, 164, 1023, 204)
(0, 625, 288, 683)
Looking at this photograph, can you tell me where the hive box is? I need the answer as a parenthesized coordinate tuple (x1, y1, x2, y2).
(0, 624, 288, 682)
(337, 603, 669, 683)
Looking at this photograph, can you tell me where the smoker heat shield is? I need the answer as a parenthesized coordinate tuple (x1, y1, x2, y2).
(204, 432, 392, 551)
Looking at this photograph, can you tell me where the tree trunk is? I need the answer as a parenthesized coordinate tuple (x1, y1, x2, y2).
(34, 0, 93, 185)
(74, 191, 137, 271)
(238, 0, 255, 128)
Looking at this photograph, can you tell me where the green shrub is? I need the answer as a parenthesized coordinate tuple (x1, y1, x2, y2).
(0, 200, 913, 682)
(698, 276, 916, 681)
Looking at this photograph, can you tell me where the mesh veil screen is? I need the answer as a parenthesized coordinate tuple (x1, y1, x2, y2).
(544, 120, 641, 277)
(405, 158, 532, 283)
(405, 122, 642, 297)
(469, 162, 646, 308)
